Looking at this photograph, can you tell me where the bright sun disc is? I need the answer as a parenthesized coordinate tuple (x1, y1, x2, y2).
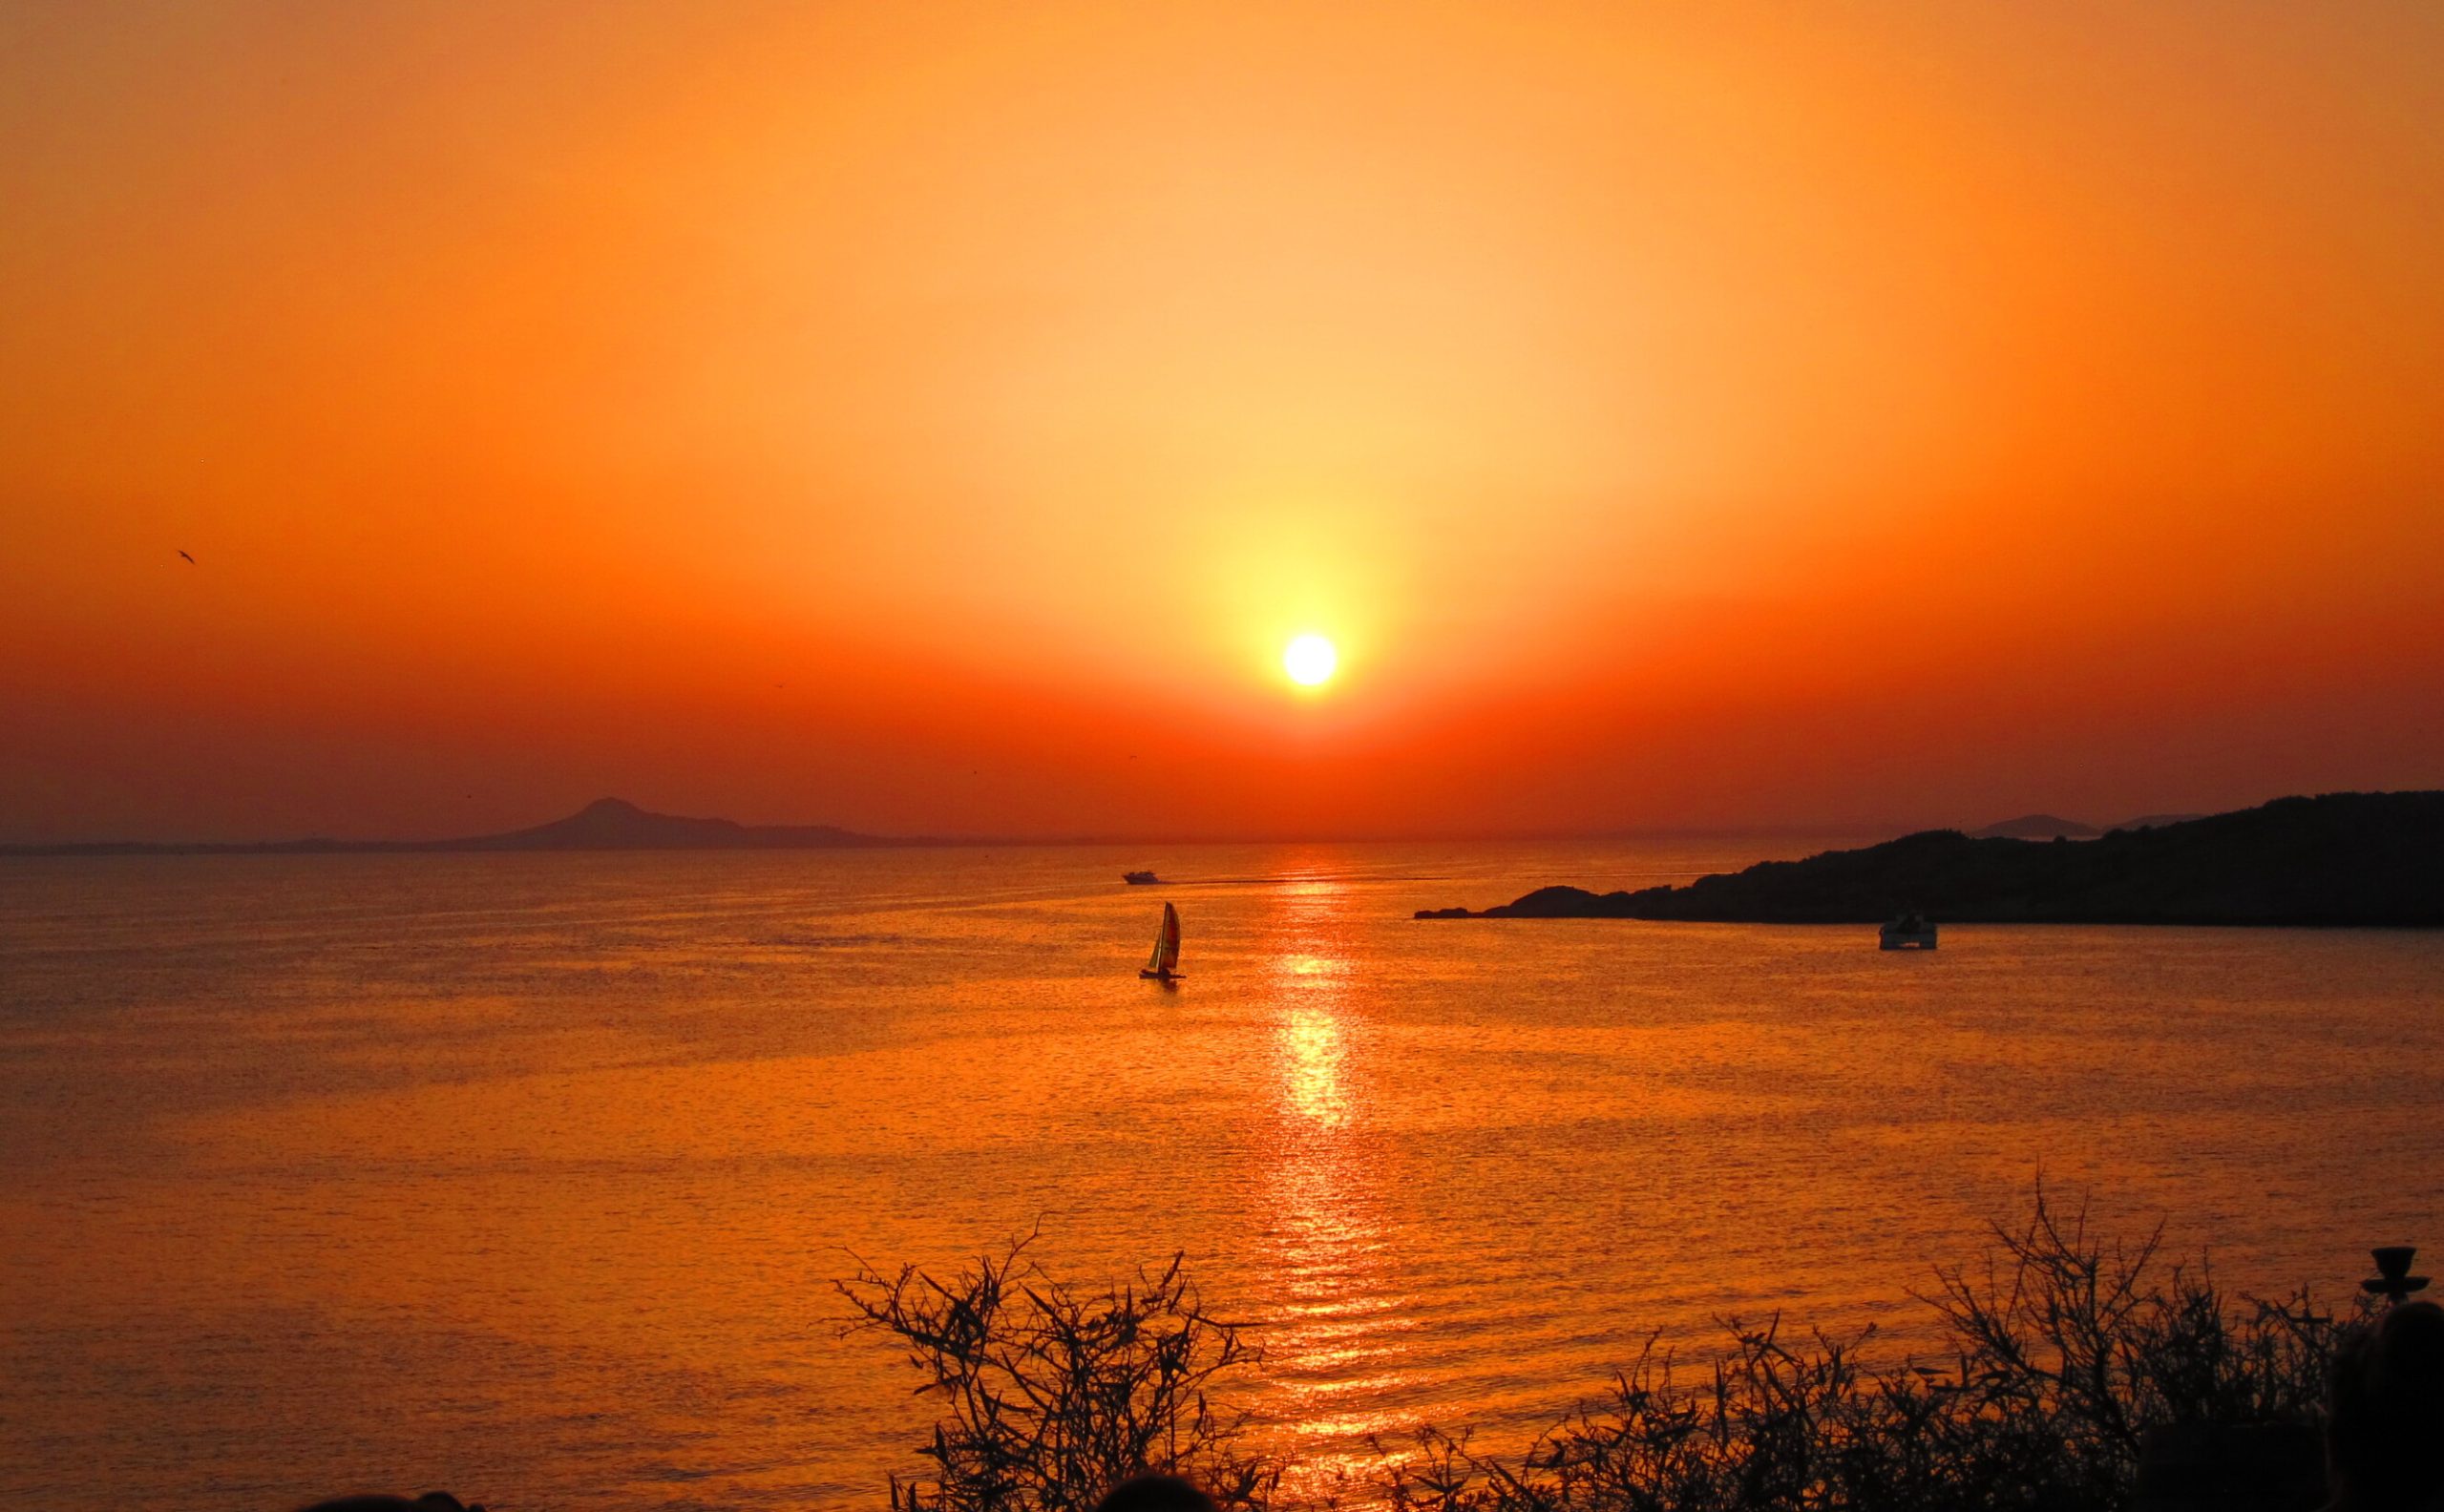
(1284, 634, 1337, 685)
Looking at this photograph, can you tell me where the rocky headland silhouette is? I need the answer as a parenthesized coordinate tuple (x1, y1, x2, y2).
(1418, 791, 2444, 925)
(0, 797, 919, 855)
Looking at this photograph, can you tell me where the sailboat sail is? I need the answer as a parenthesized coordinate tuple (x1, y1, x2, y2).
(1144, 902, 1182, 977)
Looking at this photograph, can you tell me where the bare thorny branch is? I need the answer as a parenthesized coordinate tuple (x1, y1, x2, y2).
(837, 1233, 1282, 1512)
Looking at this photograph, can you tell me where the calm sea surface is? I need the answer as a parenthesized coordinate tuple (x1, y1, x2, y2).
(5, 841, 2442, 1510)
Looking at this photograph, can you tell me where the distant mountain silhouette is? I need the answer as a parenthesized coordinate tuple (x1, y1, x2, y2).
(0, 797, 915, 855)
(2109, 812, 2207, 832)
(447, 797, 895, 850)
(1971, 813, 2099, 840)
(1417, 792, 2444, 925)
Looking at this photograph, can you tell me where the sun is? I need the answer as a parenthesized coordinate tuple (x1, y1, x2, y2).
(1283, 634, 1338, 686)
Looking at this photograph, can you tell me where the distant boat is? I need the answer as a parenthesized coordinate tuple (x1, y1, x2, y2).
(1880, 912, 1938, 950)
(1123, 870, 1162, 885)
(1140, 901, 1183, 980)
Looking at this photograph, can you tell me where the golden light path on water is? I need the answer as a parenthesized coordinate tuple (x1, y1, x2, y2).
(1260, 879, 1408, 1488)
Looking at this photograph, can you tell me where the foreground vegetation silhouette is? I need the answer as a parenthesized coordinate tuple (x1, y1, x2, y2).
(838, 1239, 1277, 1511)
(840, 1192, 2353, 1512)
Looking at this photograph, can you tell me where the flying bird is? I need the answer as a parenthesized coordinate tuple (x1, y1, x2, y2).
(177, 550, 195, 564)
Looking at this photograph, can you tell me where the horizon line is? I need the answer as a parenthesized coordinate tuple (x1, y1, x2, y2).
(0, 823, 1907, 855)
(1, 793, 2317, 854)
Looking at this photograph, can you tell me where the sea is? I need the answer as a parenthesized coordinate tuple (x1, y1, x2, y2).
(5, 840, 2441, 1510)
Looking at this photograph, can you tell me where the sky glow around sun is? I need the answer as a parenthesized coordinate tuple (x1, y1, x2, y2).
(0, 2, 2438, 843)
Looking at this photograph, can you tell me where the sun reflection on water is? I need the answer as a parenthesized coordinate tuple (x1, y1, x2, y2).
(1255, 872, 1422, 1487)
(1280, 981, 1349, 1128)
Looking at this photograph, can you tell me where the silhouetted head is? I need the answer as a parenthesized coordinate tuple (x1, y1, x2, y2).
(2328, 1300, 2444, 1510)
(295, 1495, 479, 1512)
(1094, 1472, 1220, 1512)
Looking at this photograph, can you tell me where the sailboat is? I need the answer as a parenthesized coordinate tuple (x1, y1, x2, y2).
(1140, 901, 1183, 980)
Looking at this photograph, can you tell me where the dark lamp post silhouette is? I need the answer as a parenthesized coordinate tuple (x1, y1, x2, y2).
(2363, 1245, 2430, 1305)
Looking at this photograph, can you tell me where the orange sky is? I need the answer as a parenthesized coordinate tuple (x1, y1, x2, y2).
(3, 1, 2438, 842)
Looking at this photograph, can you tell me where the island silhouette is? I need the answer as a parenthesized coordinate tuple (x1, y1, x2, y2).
(0, 797, 922, 855)
(1969, 812, 2209, 839)
(1418, 791, 2444, 926)
(1970, 813, 2100, 840)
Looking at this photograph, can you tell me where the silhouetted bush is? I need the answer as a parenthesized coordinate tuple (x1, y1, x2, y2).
(843, 1191, 2349, 1511)
(837, 1235, 1281, 1512)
